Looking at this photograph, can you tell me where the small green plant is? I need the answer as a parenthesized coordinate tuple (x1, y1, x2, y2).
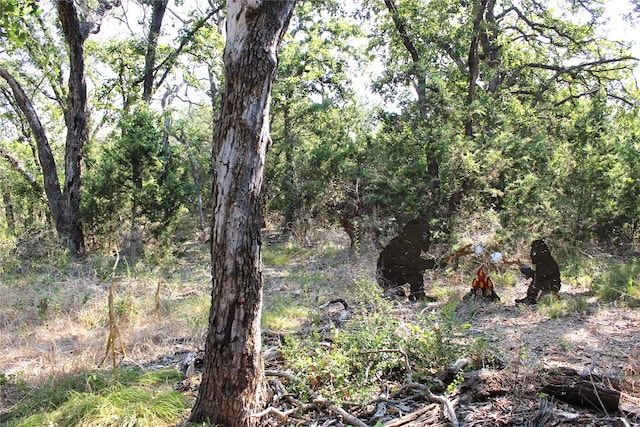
(114, 291, 140, 324)
(446, 370, 465, 394)
(571, 297, 590, 315)
(540, 297, 569, 318)
(275, 298, 474, 404)
(36, 296, 49, 319)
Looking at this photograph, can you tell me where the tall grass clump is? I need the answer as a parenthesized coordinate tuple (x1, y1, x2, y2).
(0, 367, 191, 427)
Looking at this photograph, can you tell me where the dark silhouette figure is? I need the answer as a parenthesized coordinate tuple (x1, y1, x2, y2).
(516, 239, 561, 305)
(376, 218, 444, 300)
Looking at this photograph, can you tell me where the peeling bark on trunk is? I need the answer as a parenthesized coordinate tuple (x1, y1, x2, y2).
(188, 1, 296, 426)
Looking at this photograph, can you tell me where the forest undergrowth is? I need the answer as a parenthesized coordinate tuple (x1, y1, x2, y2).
(0, 224, 639, 426)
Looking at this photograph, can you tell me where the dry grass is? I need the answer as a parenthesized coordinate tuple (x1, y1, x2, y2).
(0, 235, 211, 388)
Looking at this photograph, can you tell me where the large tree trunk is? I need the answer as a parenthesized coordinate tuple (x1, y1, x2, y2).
(57, 0, 89, 256)
(188, 1, 296, 426)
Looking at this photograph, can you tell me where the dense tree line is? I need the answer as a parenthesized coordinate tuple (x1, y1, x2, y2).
(1, 0, 638, 254)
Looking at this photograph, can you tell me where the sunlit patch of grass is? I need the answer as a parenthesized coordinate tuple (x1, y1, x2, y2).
(429, 281, 461, 300)
(314, 244, 343, 259)
(262, 297, 315, 330)
(262, 243, 313, 267)
(170, 294, 211, 329)
(262, 248, 292, 267)
(0, 367, 191, 427)
(493, 271, 517, 288)
(539, 297, 569, 318)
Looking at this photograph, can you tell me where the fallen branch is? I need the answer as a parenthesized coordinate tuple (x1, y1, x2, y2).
(251, 406, 297, 420)
(396, 383, 459, 427)
(362, 347, 459, 426)
(541, 366, 620, 412)
(263, 369, 368, 427)
(371, 390, 388, 424)
(382, 404, 438, 427)
(312, 394, 368, 427)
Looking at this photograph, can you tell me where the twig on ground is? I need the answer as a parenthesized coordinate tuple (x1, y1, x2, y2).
(371, 389, 388, 424)
(579, 353, 600, 376)
(397, 383, 459, 427)
(251, 406, 297, 420)
(361, 347, 459, 426)
(529, 398, 553, 427)
(263, 369, 368, 427)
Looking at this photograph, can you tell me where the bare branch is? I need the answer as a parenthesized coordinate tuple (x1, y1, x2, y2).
(264, 370, 368, 427)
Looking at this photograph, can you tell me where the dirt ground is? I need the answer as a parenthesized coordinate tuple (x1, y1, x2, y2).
(439, 276, 640, 426)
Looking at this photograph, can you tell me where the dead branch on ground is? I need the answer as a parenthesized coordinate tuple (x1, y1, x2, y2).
(362, 347, 459, 426)
(263, 369, 368, 427)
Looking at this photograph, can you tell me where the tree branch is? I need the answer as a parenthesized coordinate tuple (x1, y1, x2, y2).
(0, 146, 44, 195)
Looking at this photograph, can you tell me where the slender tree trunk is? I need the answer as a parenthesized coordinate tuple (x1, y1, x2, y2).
(0, 64, 79, 245)
(3, 191, 15, 234)
(0, 66, 64, 230)
(383, 0, 428, 118)
(142, 0, 169, 101)
(188, 0, 296, 425)
(383, 0, 439, 188)
(282, 103, 297, 231)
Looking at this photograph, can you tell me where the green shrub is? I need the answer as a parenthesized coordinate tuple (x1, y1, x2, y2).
(594, 262, 640, 302)
(276, 299, 475, 404)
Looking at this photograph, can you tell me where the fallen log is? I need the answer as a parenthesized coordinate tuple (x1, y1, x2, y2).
(540, 367, 620, 413)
